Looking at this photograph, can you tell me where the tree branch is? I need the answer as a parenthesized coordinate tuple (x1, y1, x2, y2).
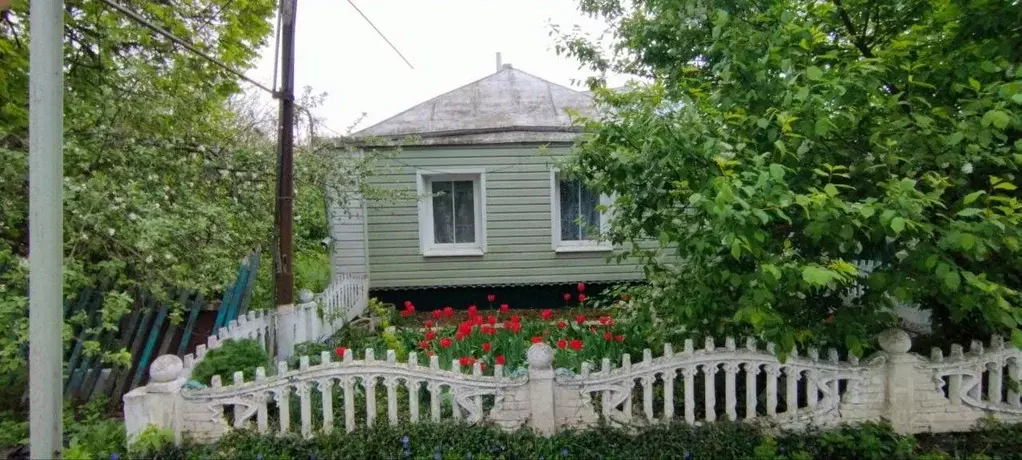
(831, 0, 905, 99)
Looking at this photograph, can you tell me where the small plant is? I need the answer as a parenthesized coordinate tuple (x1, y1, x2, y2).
(128, 425, 175, 456)
(189, 339, 271, 385)
(289, 341, 333, 368)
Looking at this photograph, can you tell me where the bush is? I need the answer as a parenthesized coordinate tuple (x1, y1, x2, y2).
(130, 419, 1022, 460)
(189, 339, 271, 385)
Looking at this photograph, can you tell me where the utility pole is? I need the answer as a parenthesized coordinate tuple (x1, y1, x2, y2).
(28, 0, 64, 458)
(274, 0, 297, 308)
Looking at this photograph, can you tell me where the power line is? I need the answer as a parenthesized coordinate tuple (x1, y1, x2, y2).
(100, 0, 278, 97)
(346, 0, 414, 70)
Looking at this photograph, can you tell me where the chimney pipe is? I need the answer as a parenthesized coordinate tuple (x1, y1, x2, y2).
(495, 52, 502, 72)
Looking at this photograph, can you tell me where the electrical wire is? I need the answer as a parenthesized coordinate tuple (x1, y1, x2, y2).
(100, 0, 278, 97)
(346, 0, 414, 70)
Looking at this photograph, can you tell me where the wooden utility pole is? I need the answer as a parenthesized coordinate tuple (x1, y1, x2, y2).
(28, 0, 64, 457)
(274, 0, 297, 307)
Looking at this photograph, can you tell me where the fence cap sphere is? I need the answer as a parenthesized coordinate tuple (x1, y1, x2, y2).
(298, 289, 314, 303)
(527, 343, 554, 369)
(150, 354, 184, 383)
(877, 328, 912, 354)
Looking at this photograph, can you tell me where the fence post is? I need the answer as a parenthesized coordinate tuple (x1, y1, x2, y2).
(877, 328, 917, 433)
(122, 355, 185, 445)
(526, 343, 557, 435)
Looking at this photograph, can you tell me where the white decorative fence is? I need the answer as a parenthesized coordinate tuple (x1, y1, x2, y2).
(124, 328, 1022, 445)
(181, 310, 274, 379)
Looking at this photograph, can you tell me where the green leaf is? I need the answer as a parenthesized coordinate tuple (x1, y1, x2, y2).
(960, 233, 975, 250)
(823, 183, 838, 197)
(943, 270, 961, 291)
(859, 205, 875, 218)
(806, 66, 823, 81)
(956, 208, 983, 217)
(1013, 329, 1022, 349)
(890, 217, 906, 234)
(947, 132, 964, 146)
(963, 190, 985, 204)
(769, 163, 785, 180)
(968, 78, 981, 91)
(730, 239, 742, 260)
(814, 118, 830, 136)
(981, 110, 1011, 129)
(993, 181, 1017, 191)
(753, 209, 770, 224)
(802, 265, 835, 287)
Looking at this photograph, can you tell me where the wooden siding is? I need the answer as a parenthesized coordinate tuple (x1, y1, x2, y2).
(361, 145, 646, 289)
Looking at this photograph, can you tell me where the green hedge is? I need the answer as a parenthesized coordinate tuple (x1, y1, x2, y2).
(126, 420, 1022, 460)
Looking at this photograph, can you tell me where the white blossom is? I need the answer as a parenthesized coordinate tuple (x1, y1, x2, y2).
(107, 228, 115, 236)
(962, 163, 973, 174)
(128, 213, 138, 221)
(895, 250, 909, 261)
(145, 255, 153, 264)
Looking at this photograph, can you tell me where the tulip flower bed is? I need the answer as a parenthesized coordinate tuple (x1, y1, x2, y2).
(339, 285, 642, 375)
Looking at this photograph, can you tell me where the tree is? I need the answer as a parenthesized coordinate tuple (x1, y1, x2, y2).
(558, 0, 1021, 354)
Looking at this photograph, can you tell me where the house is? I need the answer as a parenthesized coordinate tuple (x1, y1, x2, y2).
(326, 62, 644, 309)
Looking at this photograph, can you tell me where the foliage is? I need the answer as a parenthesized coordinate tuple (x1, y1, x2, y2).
(557, 0, 1022, 354)
(189, 339, 271, 385)
(61, 397, 126, 460)
(126, 425, 175, 457)
(289, 341, 334, 368)
(130, 419, 1022, 460)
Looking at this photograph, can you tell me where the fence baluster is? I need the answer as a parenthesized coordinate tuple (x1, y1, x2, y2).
(255, 367, 269, 434)
(320, 378, 334, 434)
(408, 353, 420, 423)
(807, 348, 819, 408)
(386, 350, 399, 426)
(473, 362, 484, 420)
(765, 364, 778, 417)
(682, 366, 695, 424)
(1008, 357, 1021, 407)
(298, 381, 313, 439)
(451, 360, 462, 421)
(724, 363, 737, 421)
(232, 372, 246, 428)
(621, 354, 632, 422)
(784, 366, 799, 415)
(430, 356, 441, 422)
(744, 363, 758, 420)
(642, 350, 653, 422)
(601, 358, 612, 421)
(987, 361, 1002, 404)
(703, 363, 716, 422)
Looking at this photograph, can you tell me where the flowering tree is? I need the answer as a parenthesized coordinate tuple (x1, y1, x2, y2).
(557, 0, 1021, 354)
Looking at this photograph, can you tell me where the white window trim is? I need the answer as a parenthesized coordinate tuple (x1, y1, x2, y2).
(550, 168, 613, 253)
(417, 169, 487, 257)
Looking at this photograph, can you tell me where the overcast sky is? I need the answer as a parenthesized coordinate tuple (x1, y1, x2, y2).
(243, 0, 629, 136)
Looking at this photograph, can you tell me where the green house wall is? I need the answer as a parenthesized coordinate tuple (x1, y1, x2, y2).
(362, 144, 646, 290)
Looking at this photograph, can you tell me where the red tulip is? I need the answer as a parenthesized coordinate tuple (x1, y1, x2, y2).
(577, 282, 586, 293)
(500, 304, 509, 313)
(459, 322, 473, 336)
(502, 320, 512, 329)
(455, 331, 466, 341)
(599, 316, 613, 326)
(481, 325, 495, 335)
(482, 342, 491, 352)
(615, 335, 625, 342)
(569, 339, 583, 350)
(578, 294, 587, 303)
(425, 320, 435, 328)
(419, 340, 430, 350)
(425, 330, 437, 341)
(443, 306, 454, 318)
(487, 294, 496, 303)
(576, 314, 585, 325)
(335, 346, 348, 357)
(404, 300, 413, 309)
(459, 356, 475, 367)
(440, 338, 452, 348)
(558, 320, 566, 329)
(557, 339, 567, 349)
(604, 331, 614, 341)
(563, 293, 571, 301)
(401, 309, 412, 317)
(487, 315, 497, 325)
(509, 322, 521, 333)
(496, 355, 505, 365)
(511, 315, 520, 324)
(541, 309, 553, 320)
(474, 315, 484, 325)
(531, 336, 543, 344)
(481, 363, 487, 372)
(468, 305, 478, 318)
(432, 309, 442, 319)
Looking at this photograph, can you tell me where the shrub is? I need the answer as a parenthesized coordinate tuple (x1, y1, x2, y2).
(189, 339, 271, 385)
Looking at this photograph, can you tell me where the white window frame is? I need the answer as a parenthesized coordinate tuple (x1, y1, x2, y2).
(550, 168, 613, 253)
(417, 169, 487, 257)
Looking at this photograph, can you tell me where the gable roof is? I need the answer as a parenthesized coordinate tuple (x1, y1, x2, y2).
(351, 65, 596, 145)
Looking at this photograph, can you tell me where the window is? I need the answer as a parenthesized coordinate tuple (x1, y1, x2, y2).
(417, 170, 486, 256)
(550, 170, 611, 252)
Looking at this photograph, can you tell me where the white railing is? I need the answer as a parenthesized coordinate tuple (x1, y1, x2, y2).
(125, 328, 1022, 445)
(181, 310, 274, 379)
(293, 274, 369, 344)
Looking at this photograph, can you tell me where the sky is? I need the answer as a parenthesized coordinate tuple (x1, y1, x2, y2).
(243, 0, 629, 136)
